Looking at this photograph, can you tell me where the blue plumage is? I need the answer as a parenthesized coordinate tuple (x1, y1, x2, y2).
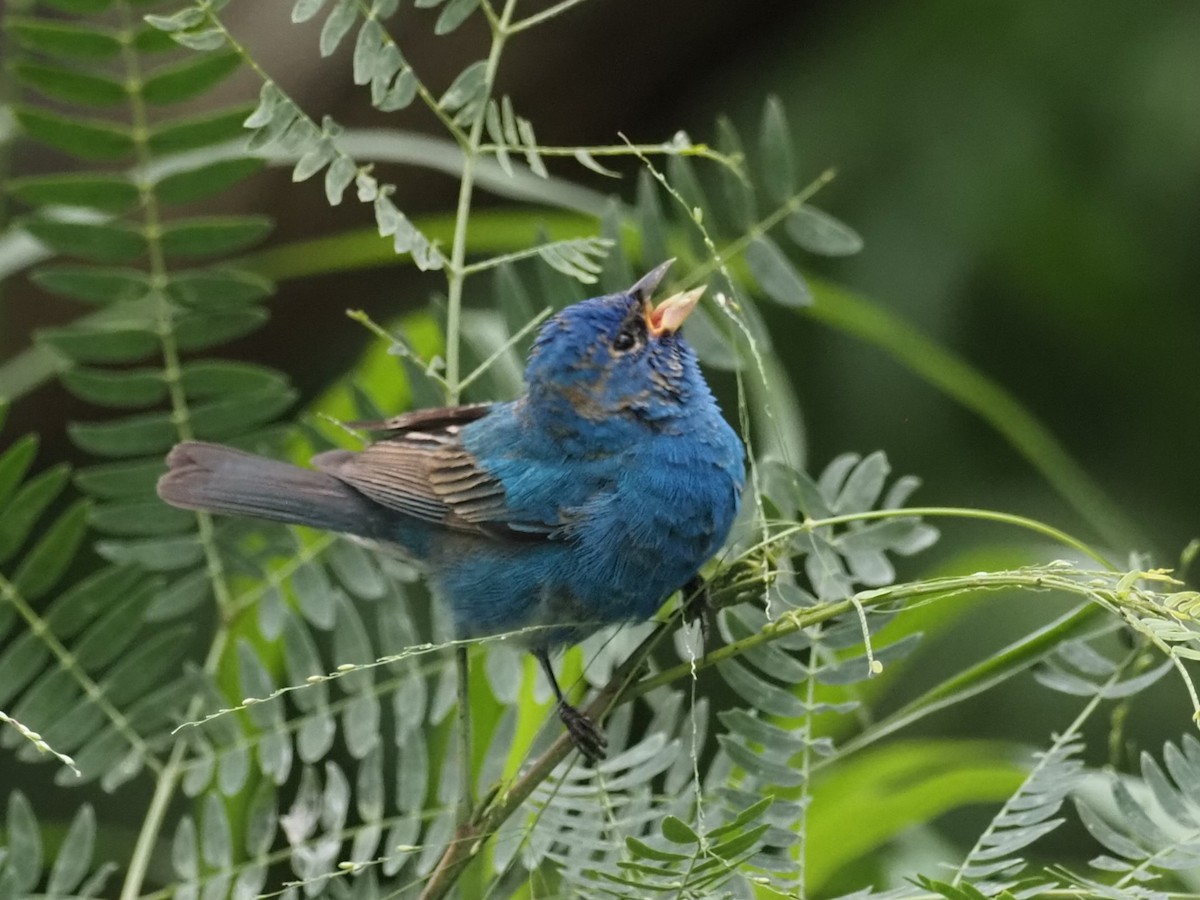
(158, 261, 745, 758)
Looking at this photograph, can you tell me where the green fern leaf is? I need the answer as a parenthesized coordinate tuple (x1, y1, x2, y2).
(11, 500, 91, 600)
(74, 458, 166, 499)
(154, 158, 266, 205)
(167, 268, 274, 307)
(0, 436, 39, 509)
(19, 217, 147, 262)
(11, 60, 127, 106)
(61, 367, 167, 408)
(141, 51, 242, 105)
(0, 465, 70, 563)
(13, 105, 133, 159)
(31, 265, 150, 305)
(787, 205, 864, 257)
(175, 308, 269, 351)
(68, 413, 178, 457)
(7, 174, 139, 213)
(159, 215, 274, 258)
(29, 299, 158, 353)
(5, 17, 123, 59)
(148, 106, 254, 155)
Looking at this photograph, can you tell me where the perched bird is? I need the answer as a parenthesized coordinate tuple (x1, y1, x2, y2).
(158, 261, 745, 760)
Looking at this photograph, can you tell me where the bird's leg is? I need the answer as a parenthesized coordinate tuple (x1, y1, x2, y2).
(534, 648, 607, 763)
(681, 574, 714, 654)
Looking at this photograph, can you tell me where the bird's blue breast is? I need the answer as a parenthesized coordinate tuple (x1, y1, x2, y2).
(428, 400, 744, 649)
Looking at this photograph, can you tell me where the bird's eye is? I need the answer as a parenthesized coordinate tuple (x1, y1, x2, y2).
(612, 328, 641, 353)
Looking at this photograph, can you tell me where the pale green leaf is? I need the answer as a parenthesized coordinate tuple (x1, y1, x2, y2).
(745, 236, 811, 307)
(46, 805, 96, 895)
(759, 95, 794, 204)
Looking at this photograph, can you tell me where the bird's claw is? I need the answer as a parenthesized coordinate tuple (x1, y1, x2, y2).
(558, 701, 607, 763)
(682, 575, 714, 658)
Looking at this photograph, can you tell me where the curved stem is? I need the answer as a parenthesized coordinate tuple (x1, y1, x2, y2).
(801, 505, 1117, 570)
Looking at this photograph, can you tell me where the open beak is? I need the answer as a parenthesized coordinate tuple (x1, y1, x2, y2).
(627, 260, 705, 336)
(645, 286, 705, 336)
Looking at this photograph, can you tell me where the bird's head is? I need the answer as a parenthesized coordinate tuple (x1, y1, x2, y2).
(524, 260, 710, 428)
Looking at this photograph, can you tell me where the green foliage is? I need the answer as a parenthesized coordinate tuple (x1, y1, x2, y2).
(1, 2, 1199, 899)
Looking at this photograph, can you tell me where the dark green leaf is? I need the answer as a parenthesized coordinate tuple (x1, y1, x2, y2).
(328, 540, 386, 600)
(0, 633, 48, 708)
(37, 325, 157, 364)
(74, 458, 165, 499)
(435, 0, 480, 34)
(5, 793, 42, 895)
(716, 115, 755, 231)
(96, 535, 204, 570)
(40, 0, 112, 11)
(7, 174, 139, 214)
(623, 836, 688, 863)
(46, 806, 96, 896)
(159, 216, 274, 258)
(155, 157, 265, 205)
(11, 61, 127, 106)
(12, 500, 91, 600)
(19, 217, 146, 263)
(68, 412, 177, 458)
(148, 106, 253, 155)
(134, 25, 179, 53)
(660, 815, 699, 845)
(61, 367, 166, 408)
(0, 435, 39, 510)
(635, 171, 669, 270)
(709, 822, 771, 861)
(175, 308, 269, 351)
(63, 581, 151, 668)
(0, 465, 69, 564)
(142, 51, 241, 105)
(90, 497, 194, 537)
(759, 95, 795, 204)
(191, 384, 297, 439)
(167, 268, 274, 308)
(745, 236, 812, 307)
(146, 569, 211, 621)
(13, 106, 132, 160)
(6, 17, 122, 59)
(44, 565, 144, 640)
(31, 265, 151, 305)
(103, 627, 191, 705)
(787, 205, 864, 257)
(181, 360, 289, 398)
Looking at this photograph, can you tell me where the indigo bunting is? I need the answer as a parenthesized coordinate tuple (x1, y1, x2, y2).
(158, 261, 745, 760)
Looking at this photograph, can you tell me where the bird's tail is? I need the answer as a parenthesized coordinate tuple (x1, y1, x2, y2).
(157, 441, 379, 538)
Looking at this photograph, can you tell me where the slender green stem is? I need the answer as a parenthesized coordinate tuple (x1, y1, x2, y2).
(439, 0, 517, 843)
(505, 0, 591, 35)
(115, 2, 236, 895)
(457, 306, 552, 393)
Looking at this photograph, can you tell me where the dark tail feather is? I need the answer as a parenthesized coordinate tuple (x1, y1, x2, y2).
(158, 441, 379, 538)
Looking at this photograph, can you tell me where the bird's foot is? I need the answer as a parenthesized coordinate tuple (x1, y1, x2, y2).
(558, 701, 607, 763)
(681, 575, 714, 657)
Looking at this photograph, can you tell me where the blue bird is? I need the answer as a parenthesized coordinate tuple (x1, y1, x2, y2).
(158, 261, 746, 759)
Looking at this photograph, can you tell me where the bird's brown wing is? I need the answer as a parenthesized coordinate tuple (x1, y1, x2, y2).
(314, 404, 555, 539)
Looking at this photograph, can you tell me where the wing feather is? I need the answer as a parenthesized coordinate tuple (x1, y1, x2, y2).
(313, 404, 556, 540)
